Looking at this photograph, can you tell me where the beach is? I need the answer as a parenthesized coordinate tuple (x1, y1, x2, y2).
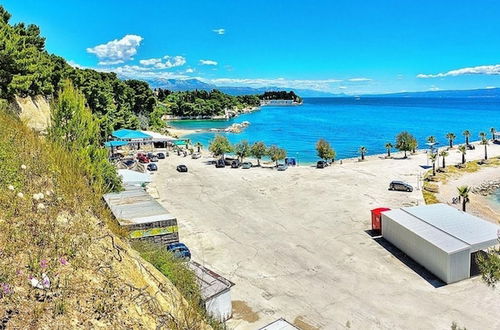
(149, 142, 500, 329)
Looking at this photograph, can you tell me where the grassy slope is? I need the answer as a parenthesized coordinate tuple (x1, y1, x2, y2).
(0, 110, 210, 329)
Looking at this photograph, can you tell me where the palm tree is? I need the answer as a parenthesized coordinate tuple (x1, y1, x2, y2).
(195, 142, 203, 153)
(385, 142, 393, 157)
(359, 146, 367, 161)
(458, 145, 467, 164)
(490, 127, 496, 140)
(462, 130, 471, 145)
(426, 136, 436, 144)
(457, 185, 471, 212)
(445, 132, 456, 148)
(480, 137, 489, 160)
(439, 150, 448, 168)
(429, 152, 437, 176)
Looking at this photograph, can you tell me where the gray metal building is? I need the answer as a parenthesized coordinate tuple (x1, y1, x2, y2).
(382, 203, 499, 284)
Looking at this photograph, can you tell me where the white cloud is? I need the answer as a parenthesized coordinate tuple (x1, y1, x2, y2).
(212, 28, 225, 35)
(347, 78, 371, 82)
(429, 85, 440, 91)
(185, 68, 195, 73)
(200, 59, 218, 66)
(140, 55, 186, 69)
(338, 86, 347, 89)
(97, 65, 189, 80)
(485, 86, 496, 89)
(417, 64, 500, 78)
(87, 35, 143, 65)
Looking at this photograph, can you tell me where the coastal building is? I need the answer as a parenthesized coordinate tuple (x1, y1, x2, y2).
(381, 203, 500, 284)
(261, 99, 296, 106)
(188, 261, 235, 321)
(108, 129, 186, 150)
(494, 131, 500, 142)
(103, 186, 179, 245)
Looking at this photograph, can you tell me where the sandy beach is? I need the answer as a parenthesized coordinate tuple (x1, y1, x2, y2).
(149, 142, 500, 329)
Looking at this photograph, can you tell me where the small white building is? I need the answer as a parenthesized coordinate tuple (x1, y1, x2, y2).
(188, 261, 234, 321)
(382, 203, 499, 284)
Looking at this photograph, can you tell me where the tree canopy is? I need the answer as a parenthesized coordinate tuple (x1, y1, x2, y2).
(208, 135, 233, 157)
(316, 139, 335, 161)
(395, 131, 416, 158)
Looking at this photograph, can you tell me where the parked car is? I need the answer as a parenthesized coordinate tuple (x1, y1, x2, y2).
(136, 153, 149, 163)
(176, 165, 188, 172)
(147, 152, 158, 162)
(389, 181, 413, 192)
(241, 162, 252, 169)
(277, 164, 288, 171)
(123, 159, 135, 167)
(157, 152, 166, 159)
(166, 242, 191, 260)
(466, 144, 475, 150)
(215, 159, 225, 168)
(316, 160, 328, 168)
(147, 163, 158, 171)
(230, 160, 240, 168)
(191, 152, 201, 159)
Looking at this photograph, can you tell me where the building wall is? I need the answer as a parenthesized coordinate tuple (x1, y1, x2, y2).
(205, 290, 232, 321)
(382, 214, 453, 283)
(448, 249, 471, 283)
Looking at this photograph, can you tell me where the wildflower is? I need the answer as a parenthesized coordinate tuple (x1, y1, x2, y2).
(41, 273, 50, 288)
(40, 259, 48, 268)
(20, 164, 27, 170)
(1, 283, 11, 295)
(7, 185, 14, 191)
(45, 190, 52, 196)
(29, 274, 50, 289)
(59, 257, 68, 265)
(37, 203, 46, 210)
(17, 192, 24, 199)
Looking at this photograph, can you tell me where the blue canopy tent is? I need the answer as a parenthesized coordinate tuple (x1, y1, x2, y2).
(112, 129, 152, 141)
(104, 140, 129, 148)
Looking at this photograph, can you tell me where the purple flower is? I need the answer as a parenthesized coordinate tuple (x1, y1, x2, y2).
(59, 257, 68, 265)
(40, 259, 48, 269)
(1, 283, 11, 295)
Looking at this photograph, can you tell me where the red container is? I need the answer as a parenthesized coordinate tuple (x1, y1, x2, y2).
(371, 207, 391, 232)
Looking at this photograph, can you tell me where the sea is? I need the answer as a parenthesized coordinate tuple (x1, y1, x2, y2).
(170, 97, 500, 163)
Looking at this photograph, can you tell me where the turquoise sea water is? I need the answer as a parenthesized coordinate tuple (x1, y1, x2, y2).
(171, 97, 500, 163)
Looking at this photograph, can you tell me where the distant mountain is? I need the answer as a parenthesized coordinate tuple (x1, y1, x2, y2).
(364, 87, 500, 98)
(143, 78, 338, 97)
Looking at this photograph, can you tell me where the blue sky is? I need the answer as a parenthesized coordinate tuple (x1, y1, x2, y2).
(4, 0, 500, 94)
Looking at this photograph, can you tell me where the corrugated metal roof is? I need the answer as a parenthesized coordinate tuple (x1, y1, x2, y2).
(103, 187, 176, 226)
(384, 204, 499, 254)
(188, 261, 234, 301)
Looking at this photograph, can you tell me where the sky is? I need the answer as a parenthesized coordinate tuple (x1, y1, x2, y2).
(4, 0, 500, 94)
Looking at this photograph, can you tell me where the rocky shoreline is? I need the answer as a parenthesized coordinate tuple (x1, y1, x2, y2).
(164, 106, 260, 121)
(472, 179, 500, 196)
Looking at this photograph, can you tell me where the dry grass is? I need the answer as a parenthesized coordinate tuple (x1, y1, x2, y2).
(0, 110, 209, 328)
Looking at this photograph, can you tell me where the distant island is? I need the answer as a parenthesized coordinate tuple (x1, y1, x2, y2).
(155, 88, 302, 120)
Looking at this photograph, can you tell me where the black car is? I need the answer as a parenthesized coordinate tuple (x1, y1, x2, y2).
(176, 165, 188, 172)
(316, 160, 328, 168)
(466, 144, 475, 150)
(147, 163, 158, 171)
(157, 152, 166, 159)
(231, 160, 240, 168)
(389, 181, 413, 192)
(123, 159, 135, 167)
(215, 159, 225, 168)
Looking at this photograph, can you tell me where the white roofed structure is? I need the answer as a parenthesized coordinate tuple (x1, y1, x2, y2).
(382, 203, 499, 284)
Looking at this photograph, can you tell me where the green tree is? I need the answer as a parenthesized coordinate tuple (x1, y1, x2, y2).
(426, 136, 436, 145)
(48, 80, 121, 192)
(208, 135, 232, 159)
(316, 139, 335, 162)
(446, 132, 456, 148)
(462, 130, 471, 145)
(439, 150, 448, 168)
(267, 145, 287, 166)
(477, 237, 500, 288)
(428, 152, 437, 176)
(480, 137, 489, 160)
(358, 146, 367, 161)
(456, 185, 471, 212)
(195, 142, 203, 153)
(385, 142, 393, 157)
(395, 131, 415, 158)
(250, 141, 267, 166)
(458, 145, 467, 164)
(234, 140, 251, 162)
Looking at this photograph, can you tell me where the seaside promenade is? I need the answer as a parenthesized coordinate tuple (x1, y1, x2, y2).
(150, 142, 500, 329)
